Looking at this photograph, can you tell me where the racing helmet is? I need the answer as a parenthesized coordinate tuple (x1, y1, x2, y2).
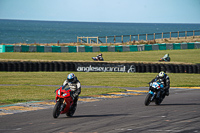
(67, 73, 75, 83)
(99, 53, 102, 56)
(158, 71, 165, 78)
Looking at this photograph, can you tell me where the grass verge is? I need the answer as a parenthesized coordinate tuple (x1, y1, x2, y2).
(0, 49, 200, 64)
(0, 72, 199, 105)
(0, 72, 200, 87)
(0, 85, 125, 105)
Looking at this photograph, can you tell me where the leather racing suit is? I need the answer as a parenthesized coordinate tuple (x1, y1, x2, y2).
(151, 74, 170, 96)
(63, 76, 81, 107)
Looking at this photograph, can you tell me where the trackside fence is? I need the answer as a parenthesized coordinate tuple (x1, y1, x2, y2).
(77, 30, 200, 44)
(0, 42, 200, 53)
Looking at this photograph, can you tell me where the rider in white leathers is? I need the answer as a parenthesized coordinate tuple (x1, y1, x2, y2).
(63, 73, 81, 108)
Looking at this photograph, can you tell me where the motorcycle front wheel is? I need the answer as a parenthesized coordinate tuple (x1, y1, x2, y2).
(144, 93, 152, 106)
(53, 102, 61, 118)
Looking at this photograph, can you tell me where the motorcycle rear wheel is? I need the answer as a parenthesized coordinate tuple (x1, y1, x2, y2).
(155, 98, 162, 105)
(53, 102, 61, 118)
(67, 104, 77, 117)
(144, 93, 152, 106)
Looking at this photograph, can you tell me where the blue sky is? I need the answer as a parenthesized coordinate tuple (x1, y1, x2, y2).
(0, 0, 200, 23)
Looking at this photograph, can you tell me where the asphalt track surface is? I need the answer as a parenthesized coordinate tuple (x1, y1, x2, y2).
(0, 87, 200, 133)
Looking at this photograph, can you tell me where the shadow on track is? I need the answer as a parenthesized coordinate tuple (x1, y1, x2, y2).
(158, 103, 200, 106)
(58, 114, 129, 119)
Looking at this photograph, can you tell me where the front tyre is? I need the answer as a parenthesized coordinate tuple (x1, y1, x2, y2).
(144, 93, 152, 106)
(53, 102, 61, 118)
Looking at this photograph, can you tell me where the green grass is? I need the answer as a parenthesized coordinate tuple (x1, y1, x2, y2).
(0, 49, 200, 63)
(0, 72, 200, 105)
(1, 72, 200, 87)
(80, 72, 200, 87)
(0, 85, 124, 105)
(0, 86, 54, 104)
(0, 49, 200, 105)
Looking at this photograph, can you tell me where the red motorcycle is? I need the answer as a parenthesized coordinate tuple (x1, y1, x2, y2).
(53, 86, 76, 118)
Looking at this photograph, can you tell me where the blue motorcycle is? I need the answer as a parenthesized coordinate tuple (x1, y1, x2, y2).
(145, 81, 166, 106)
(92, 57, 104, 61)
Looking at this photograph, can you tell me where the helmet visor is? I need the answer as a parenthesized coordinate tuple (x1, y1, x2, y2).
(68, 78, 74, 82)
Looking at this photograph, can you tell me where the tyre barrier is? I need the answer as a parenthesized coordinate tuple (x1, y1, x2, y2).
(151, 65, 156, 73)
(0, 61, 200, 73)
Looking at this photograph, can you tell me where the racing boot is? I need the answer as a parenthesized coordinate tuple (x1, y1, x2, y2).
(70, 96, 78, 111)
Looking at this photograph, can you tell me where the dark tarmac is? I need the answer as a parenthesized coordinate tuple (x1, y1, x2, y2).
(0, 87, 200, 133)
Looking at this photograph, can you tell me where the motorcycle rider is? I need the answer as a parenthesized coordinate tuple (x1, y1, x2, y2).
(161, 53, 170, 61)
(96, 53, 103, 61)
(62, 73, 81, 110)
(151, 71, 170, 96)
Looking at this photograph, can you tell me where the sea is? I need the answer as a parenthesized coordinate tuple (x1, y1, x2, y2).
(0, 19, 200, 44)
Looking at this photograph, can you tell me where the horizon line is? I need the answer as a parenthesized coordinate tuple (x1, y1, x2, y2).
(1, 18, 200, 24)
